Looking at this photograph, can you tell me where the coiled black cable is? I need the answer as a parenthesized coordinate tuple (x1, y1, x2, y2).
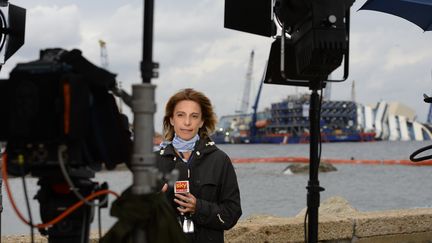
(410, 144, 432, 162)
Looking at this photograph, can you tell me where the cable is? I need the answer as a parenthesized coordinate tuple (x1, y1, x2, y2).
(57, 145, 108, 207)
(2, 153, 31, 225)
(2, 153, 119, 229)
(36, 189, 118, 229)
(98, 205, 102, 238)
(410, 144, 432, 162)
(20, 165, 34, 243)
(318, 83, 323, 162)
(304, 208, 308, 243)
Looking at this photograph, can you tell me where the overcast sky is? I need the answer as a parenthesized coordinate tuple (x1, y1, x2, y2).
(4, 0, 432, 132)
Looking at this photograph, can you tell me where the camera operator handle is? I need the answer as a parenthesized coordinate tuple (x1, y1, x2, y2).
(409, 144, 432, 162)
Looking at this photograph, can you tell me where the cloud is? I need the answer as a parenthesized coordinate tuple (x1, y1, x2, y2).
(1, 0, 432, 131)
(383, 47, 432, 72)
(24, 5, 82, 53)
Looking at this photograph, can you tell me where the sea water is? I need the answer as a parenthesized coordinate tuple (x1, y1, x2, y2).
(2, 141, 432, 235)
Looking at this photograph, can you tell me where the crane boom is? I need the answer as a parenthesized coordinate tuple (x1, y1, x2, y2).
(99, 39, 109, 69)
(250, 62, 266, 143)
(237, 50, 254, 114)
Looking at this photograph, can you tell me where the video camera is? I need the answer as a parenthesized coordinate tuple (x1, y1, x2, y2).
(0, 48, 132, 177)
(225, 0, 354, 86)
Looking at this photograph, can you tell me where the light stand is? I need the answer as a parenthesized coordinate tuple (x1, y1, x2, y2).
(131, 0, 159, 242)
(306, 81, 325, 243)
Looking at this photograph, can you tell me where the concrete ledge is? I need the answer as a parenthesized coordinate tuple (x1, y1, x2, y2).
(225, 197, 432, 243)
(355, 208, 432, 237)
(226, 215, 354, 242)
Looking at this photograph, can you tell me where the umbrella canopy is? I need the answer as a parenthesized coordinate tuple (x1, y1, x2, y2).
(359, 0, 432, 31)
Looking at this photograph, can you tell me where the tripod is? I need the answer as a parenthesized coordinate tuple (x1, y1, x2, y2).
(32, 167, 103, 243)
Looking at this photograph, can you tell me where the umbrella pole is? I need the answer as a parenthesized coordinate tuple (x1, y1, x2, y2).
(307, 81, 325, 243)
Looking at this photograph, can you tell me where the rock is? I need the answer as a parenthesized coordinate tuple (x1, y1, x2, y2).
(283, 162, 337, 174)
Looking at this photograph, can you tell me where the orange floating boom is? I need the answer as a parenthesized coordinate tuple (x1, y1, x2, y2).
(231, 157, 432, 166)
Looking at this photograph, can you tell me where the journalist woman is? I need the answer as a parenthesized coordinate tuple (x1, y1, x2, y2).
(157, 88, 242, 242)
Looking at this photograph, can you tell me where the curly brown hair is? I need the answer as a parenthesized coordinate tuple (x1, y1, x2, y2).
(163, 88, 217, 141)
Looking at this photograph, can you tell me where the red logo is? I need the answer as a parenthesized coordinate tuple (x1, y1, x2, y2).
(174, 181, 189, 193)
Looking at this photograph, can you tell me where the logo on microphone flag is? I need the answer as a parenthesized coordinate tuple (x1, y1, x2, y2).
(174, 180, 189, 193)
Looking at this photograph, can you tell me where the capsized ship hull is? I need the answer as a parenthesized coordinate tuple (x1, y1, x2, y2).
(213, 94, 376, 144)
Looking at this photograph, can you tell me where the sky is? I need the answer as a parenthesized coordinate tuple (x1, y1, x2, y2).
(3, 0, 432, 133)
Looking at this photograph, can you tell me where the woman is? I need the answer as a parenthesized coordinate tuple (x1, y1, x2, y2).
(158, 88, 242, 243)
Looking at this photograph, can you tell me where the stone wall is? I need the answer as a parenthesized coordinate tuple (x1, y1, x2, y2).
(225, 196, 432, 243)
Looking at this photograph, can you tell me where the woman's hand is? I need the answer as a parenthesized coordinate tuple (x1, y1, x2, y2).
(161, 183, 168, 193)
(174, 192, 196, 214)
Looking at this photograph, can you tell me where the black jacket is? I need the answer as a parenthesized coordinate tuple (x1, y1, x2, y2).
(157, 138, 242, 243)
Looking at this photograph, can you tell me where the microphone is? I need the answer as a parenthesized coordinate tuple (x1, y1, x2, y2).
(174, 161, 189, 200)
(174, 160, 194, 233)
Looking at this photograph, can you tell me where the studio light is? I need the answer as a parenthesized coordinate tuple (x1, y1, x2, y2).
(224, 0, 354, 86)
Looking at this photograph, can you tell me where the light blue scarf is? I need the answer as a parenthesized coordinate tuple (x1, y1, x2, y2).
(159, 134, 200, 152)
(172, 134, 200, 152)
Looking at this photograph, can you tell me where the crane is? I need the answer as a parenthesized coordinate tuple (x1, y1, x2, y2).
(99, 39, 109, 69)
(237, 50, 254, 114)
(99, 39, 124, 112)
(351, 80, 356, 102)
(250, 62, 266, 143)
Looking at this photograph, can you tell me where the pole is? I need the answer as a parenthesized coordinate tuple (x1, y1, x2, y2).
(131, 0, 159, 242)
(306, 81, 324, 243)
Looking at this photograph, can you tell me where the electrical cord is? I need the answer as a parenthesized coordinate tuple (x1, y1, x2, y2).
(98, 205, 103, 238)
(304, 208, 308, 243)
(318, 84, 323, 162)
(57, 145, 109, 207)
(20, 165, 34, 243)
(2, 153, 120, 229)
(410, 144, 432, 162)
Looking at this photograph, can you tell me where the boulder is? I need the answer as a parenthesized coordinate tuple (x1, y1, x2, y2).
(283, 162, 337, 174)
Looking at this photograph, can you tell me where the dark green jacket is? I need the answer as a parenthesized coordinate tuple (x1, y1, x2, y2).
(157, 138, 242, 243)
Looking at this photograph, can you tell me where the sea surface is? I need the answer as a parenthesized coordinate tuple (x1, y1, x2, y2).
(2, 141, 432, 235)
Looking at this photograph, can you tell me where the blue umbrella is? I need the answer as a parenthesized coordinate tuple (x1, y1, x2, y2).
(359, 0, 432, 31)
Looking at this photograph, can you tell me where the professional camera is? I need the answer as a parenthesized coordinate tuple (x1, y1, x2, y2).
(225, 0, 354, 86)
(0, 48, 132, 177)
(0, 48, 132, 242)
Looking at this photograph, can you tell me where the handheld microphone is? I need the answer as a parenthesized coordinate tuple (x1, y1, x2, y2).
(174, 161, 189, 194)
(174, 159, 194, 233)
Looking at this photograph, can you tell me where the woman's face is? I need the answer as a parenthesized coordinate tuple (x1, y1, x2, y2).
(170, 100, 204, 141)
